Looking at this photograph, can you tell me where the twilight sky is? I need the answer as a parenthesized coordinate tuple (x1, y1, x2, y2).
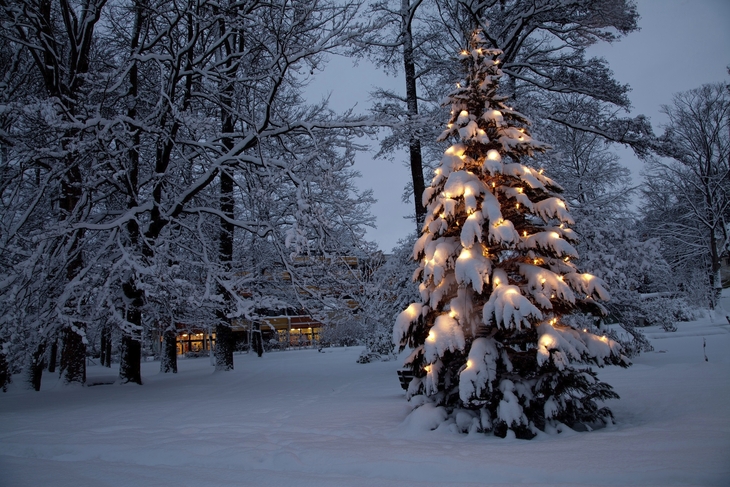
(308, 0, 730, 253)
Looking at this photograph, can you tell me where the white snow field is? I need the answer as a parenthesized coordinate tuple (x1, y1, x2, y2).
(1, 319, 729, 487)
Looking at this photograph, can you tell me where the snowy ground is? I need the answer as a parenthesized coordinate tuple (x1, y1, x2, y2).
(1, 318, 729, 487)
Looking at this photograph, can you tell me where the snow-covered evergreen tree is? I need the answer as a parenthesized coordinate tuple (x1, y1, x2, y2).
(394, 32, 628, 439)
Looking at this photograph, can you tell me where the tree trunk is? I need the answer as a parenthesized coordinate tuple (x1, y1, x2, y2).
(214, 8, 237, 371)
(402, 0, 426, 230)
(27, 342, 46, 391)
(215, 321, 234, 370)
(160, 329, 178, 373)
(0, 348, 10, 392)
(47, 338, 58, 373)
(60, 326, 86, 385)
(100, 326, 112, 368)
(119, 334, 142, 384)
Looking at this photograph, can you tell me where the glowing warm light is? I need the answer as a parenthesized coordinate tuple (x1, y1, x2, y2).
(424, 365, 432, 372)
(466, 359, 473, 368)
(439, 213, 446, 219)
(533, 259, 539, 265)
(461, 50, 469, 56)
(559, 223, 565, 229)
(539, 168, 544, 174)
(447, 123, 453, 128)
(493, 278, 501, 287)
(563, 257, 570, 262)
(550, 318, 557, 325)
(558, 276, 564, 281)
(540, 278, 546, 285)
(540, 335, 556, 349)
(551, 232, 560, 239)
(515, 203, 520, 209)
(494, 59, 500, 64)
(486, 150, 501, 160)
(427, 331, 436, 342)
(557, 200, 565, 208)
(522, 230, 527, 237)
(551, 293, 556, 299)
(583, 328, 587, 333)
(435, 168, 441, 175)
(449, 310, 457, 318)
(456, 83, 461, 88)
(516, 187, 523, 193)
(491, 109, 502, 118)
(491, 181, 496, 188)
(518, 136, 524, 141)
(464, 187, 472, 196)
(459, 110, 468, 118)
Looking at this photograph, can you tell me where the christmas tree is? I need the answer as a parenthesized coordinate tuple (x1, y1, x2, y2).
(393, 32, 628, 439)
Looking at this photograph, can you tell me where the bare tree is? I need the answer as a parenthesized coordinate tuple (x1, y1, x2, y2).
(643, 83, 730, 309)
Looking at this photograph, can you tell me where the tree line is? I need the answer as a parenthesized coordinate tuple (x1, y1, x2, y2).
(1, 0, 728, 391)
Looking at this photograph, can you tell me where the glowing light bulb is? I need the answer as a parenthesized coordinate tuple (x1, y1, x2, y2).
(522, 230, 527, 237)
(515, 203, 520, 209)
(466, 359, 473, 368)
